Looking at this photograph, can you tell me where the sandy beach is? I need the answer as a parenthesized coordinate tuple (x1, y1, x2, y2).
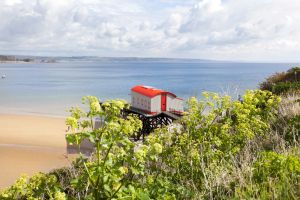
(0, 114, 71, 189)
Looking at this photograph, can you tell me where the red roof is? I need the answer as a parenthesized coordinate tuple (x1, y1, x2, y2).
(131, 85, 177, 98)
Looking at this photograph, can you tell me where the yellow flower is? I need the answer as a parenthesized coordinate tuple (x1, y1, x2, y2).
(91, 101, 101, 113)
(65, 117, 78, 130)
(118, 166, 128, 175)
(54, 191, 67, 200)
(152, 143, 163, 154)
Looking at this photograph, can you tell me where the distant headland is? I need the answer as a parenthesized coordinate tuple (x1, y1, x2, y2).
(0, 55, 56, 63)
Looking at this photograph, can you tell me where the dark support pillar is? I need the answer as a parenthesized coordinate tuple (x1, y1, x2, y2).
(122, 107, 182, 141)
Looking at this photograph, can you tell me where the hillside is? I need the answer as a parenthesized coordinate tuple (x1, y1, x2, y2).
(1, 69, 300, 199)
(260, 67, 300, 95)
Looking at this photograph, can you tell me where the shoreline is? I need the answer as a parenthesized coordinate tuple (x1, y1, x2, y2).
(0, 110, 67, 119)
(0, 113, 71, 189)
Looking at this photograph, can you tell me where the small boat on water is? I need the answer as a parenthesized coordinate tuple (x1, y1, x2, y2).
(1, 75, 6, 79)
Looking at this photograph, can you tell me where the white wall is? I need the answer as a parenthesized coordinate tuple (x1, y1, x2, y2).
(150, 95, 161, 113)
(131, 91, 151, 112)
(166, 95, 174, 111)
(166, 94, 183, 113)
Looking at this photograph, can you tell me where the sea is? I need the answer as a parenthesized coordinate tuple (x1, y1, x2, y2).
(0, 58, 297, 116)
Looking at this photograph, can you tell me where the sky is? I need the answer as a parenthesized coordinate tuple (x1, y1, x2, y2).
(0, 0, 300, 61)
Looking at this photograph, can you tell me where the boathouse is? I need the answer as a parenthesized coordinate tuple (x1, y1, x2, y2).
(131, 85, 183, 115)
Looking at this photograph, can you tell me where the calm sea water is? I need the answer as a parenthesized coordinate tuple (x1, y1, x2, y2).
(0, 60, 297, 116)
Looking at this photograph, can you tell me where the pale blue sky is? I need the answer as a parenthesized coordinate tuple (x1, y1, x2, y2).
(0, 0, 300, 61)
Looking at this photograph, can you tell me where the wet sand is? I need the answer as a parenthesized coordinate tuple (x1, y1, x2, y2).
(0, 114, 71, 189)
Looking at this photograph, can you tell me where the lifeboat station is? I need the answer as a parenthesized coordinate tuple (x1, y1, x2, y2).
(123, 85, 184, 140)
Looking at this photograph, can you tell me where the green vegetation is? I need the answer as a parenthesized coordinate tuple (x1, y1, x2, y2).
(2, 69, 300, 199)
(260, 67, 300, 95)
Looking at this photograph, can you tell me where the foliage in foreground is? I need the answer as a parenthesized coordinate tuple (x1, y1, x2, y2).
(1, 90, 300, 199)
(0, 173, 66, 199)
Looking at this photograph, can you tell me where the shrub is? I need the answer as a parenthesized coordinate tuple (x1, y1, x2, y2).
(271, 82, 300, 95)
(2, 90, 299, 200)
(260, 67, 300, 94)
(234, 151, 300, 199)
(144, 90, 281, 198)
(253, 151, 300, 182)
(0, 173, 66, 199)
(65, 96, 178, 199)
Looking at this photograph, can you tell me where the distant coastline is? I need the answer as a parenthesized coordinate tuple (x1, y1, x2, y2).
(0, 60, 37, 64)
(0, 54, 231, 64)
(0, 55, 56, 64)
(0, 55, 299, 64)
